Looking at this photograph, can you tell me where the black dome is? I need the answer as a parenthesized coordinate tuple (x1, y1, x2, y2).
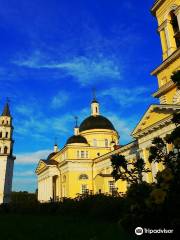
(47, 152, 56, 160)
(79, 115, 115, 132)
(66, 135, 88, 144)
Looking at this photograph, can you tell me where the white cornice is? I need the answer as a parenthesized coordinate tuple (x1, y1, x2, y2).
(94, 141, 137, 163)
(151, 0, 165, 16)
(151, 48, 180, 76)
(133, 115, 174, 138)
(153, 81, 175, 98)
(132, 104, 180, 137)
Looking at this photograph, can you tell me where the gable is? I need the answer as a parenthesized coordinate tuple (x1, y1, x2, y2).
(35, 160, 48, 174)
(132, 104, 180, 137)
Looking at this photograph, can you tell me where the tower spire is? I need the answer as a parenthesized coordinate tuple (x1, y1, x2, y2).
(92, 87, 98, 103)
(74, 116, 78, 128)
(54, 137, 58, 152)
(2, 98, 11, 117)
(74, 116, 79, 135)
(91, 89, 100, 116)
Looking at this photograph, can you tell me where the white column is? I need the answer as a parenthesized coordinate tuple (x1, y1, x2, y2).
(48, 176, 53, 201)
(164, 20, 177, 55)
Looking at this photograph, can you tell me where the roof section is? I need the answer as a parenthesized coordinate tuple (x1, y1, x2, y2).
(151, 0, 165, 16)
(132, 104, 180, 137)
(2, 102, 11, 117)
(66, 135, 88, 144)
(41, 159, 58, 165)
(79, 115, 116, 132)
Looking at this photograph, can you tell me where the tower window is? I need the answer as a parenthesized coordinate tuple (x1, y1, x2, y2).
(105, 139, 108, 147)
(81, 151, 85, 158)
(4, 146, 8, 154)
(96, 107, 98, 113)
(93, 139, 97, 146)
(170, 11, 180, 48)
(5, 132, 8, 138)
(0, 132, 2, 138)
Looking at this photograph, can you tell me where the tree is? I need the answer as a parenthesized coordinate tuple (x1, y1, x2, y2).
(149, 112, 180, 176)
(111, 155, 150, 184)
(171, 70, 180, 89)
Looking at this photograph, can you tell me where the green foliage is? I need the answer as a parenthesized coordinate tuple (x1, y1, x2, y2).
(111, 154, 150, 184)
(171, 70, 180, 89)
(11, 191, 38, 204)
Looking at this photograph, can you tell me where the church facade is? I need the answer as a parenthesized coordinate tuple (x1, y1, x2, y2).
(0, 103, 15, 204)
(36, 0, 180, 202)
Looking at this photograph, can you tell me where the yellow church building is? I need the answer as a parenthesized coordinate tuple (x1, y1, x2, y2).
(36, 0, 180, 202)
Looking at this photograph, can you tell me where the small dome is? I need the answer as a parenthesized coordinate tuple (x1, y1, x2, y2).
(79, 115, 115, 132)
(66, 135, 88, 145)
(47, 152, 56, 160)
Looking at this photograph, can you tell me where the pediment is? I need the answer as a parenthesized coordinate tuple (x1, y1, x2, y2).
(35, 160, 48, 174)
(132, 104, 180, 137)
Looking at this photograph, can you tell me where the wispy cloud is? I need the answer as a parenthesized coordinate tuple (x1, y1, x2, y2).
(16, 149, 51, 164)
(14, 170, 35, 177)
(13, 52, 122, 85)
(101, 87, 150, 106)
(105, 112, 134, 144)
(51, 90, 69, 109)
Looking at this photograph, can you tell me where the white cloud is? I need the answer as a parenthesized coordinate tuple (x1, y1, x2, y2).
(13, 52, 122, 85)
(51, 90, 69, 109)
(14, 170, 35, 177)
(16, 149, 51, 164)
(15, 105, 34, 116)
(101, 87, 149, 106)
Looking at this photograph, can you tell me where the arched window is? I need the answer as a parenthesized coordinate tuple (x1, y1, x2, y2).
(0, 132, 2, 138)
(93, 139, 97, 146)
(170, 11, 180, 48)
(5, 132, 8, 138)
(79, 174, 88, 180)
(0, 147, 1, 153)
(105, 139, 108, 147)
(4, 146, 8, 154)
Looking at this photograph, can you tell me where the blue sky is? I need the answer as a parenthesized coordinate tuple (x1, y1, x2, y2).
(0, 0, 162, 192)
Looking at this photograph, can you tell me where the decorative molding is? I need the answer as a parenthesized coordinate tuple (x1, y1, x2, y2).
(153, 80, 175, 98)
(174, 5, 180, 16)
(151, 0, 165, 16)
(158, 19, 170, 32)
(173, 89, 180, 104)
(133, 115, 173, 138)
(132, 104, 180, 137)
(151, 48, 180, 76)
